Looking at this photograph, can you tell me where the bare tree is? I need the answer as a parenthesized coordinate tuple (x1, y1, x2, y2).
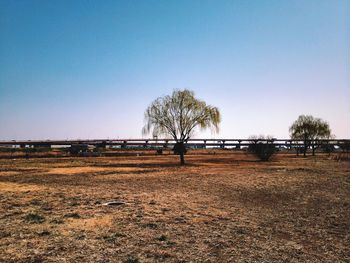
(289, 115, 331, 156)
(143, 89, 221, 165)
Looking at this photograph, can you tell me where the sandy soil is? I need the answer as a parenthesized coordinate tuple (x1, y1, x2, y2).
(0, 151, 349, 262)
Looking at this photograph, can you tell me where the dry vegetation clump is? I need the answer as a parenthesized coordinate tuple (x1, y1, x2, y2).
(0, 151, 349, 262)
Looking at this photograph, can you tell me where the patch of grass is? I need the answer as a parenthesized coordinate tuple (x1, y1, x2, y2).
(64, 213, 80, 219)
(161, 207, 171, 213)
(166, 240, 177, 246)
(50, 218, 64, 224)
(11, 202, 23, 207)
(29, 199, 41, 205)
(136, 211, 143, 218)
(37, 230, 50, 236)
(144, 223, 158, 229)
(25, 213, 45, 224)
(76, 233, 86, 240)
(102, 232, 126, 243)
(124, 257, 139, 263)
(0, 231, 11, 238)
(41, 205, 53, 211)
(152, 251, 173, 260)
(236, 227, 247, 235)
(157, 234, 167, 241)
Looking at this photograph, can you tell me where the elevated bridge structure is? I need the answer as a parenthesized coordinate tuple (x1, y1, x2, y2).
(0, 138, 349, 151)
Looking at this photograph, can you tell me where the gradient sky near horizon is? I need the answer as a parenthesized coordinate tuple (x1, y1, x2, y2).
(0, 0, 349, 140)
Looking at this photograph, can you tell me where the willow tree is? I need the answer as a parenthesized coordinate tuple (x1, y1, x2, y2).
(143, 89, 221, 165)
(289, 115, 331, 156)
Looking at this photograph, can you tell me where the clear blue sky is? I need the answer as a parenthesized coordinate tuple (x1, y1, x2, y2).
(0, 0, 349, 140)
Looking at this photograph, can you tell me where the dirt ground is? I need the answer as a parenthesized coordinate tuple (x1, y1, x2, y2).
(0, 151, 349, 262)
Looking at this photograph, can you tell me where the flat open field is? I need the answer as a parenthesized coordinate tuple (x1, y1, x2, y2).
(0, 151, 349, 262)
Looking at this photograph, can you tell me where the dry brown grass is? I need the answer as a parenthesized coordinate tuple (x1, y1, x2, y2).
(0, 182, 44, 192)
(0, 151, 349, 262)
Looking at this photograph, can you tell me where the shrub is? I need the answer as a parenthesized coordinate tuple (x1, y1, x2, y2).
(25, 213, 45, 224)
(248, 135, 276, 161)
(64, 213, 80, 219)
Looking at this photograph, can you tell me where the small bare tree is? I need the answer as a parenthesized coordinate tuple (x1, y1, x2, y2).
(143, 89, 221, 165)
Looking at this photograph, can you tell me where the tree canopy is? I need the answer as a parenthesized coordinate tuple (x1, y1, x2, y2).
(289, 115, 331, 140)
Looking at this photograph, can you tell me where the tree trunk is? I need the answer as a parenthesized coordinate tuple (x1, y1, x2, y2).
(179, 152, 185, 165)
(173, 141, 186, 165)
(312, 143, 315, 156)
(303, 139, 307, 157)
